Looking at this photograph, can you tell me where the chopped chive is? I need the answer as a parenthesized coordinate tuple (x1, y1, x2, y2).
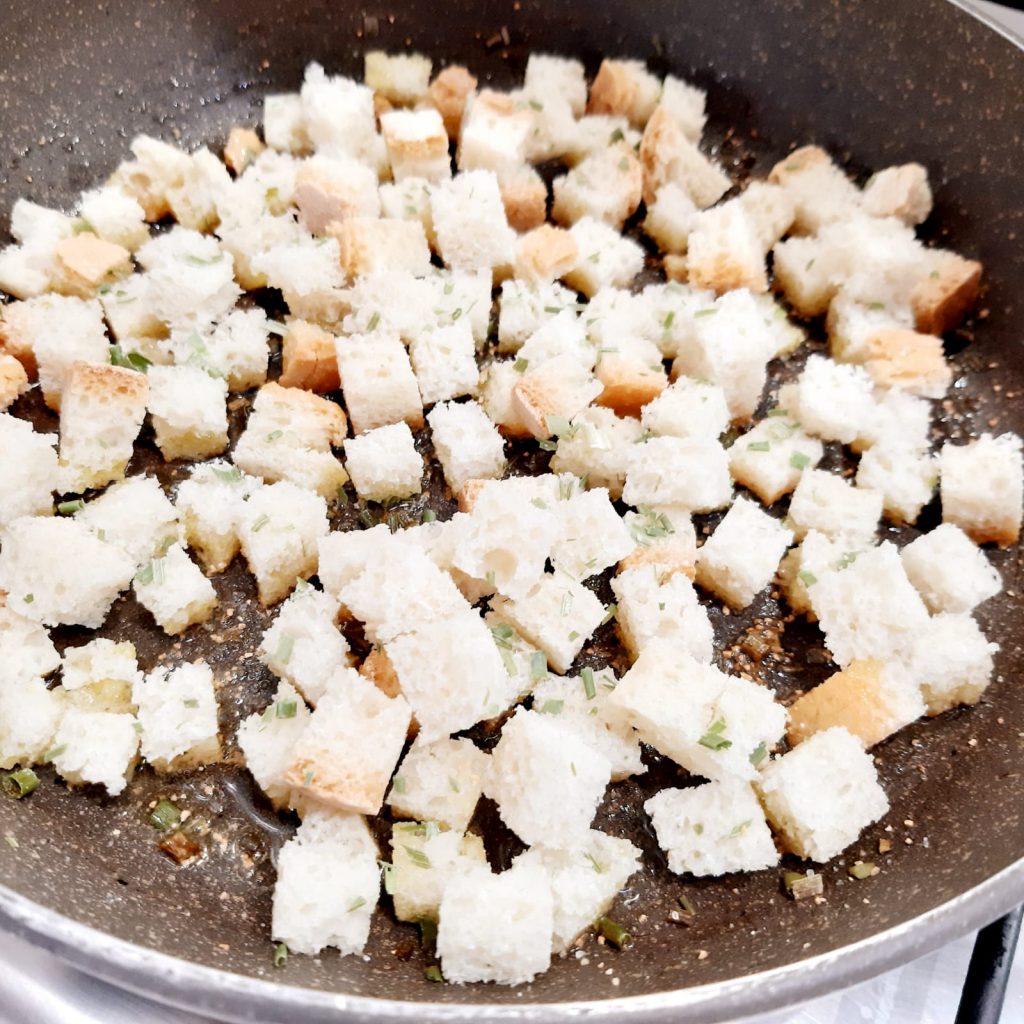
(600, 603, 617, 626)
(424, 964, 444, 983)
(57, 499, 84, 515)
(728, 819, 752, 838)
(609, 127, 625, 144)
(530, 497, 548, 509)
(848, 861, 877, 880)
(678, 893, 697, 919)
(767, 407, 789, 418)
(367, 311, 381, 331)
(109, 345, 152, 373)
(303, 769, 314, 786)
(597, 917, 633, 949)
(547, 414, 572, 437)
(251, 513, 270, 532)
(149, 799, 181, 831)
(836, 551, 858, 569)
(697, 719, 732, 752)
(798, 569, 818, 587)
(183, 698, 200, 709)
(581, 667, 596, 700)
(42, 744, 66, 762)
(403, 845, 432, 869)
(275, 634, 295, 665)
(23, 594, 34, 604)
(499, 647, 518, 677)
(380, 861, 397, 894)
(568, 629, 580, 641)
(530, 651, 548, 682)
(212, 465, 242, 483)
(421, 508, 437, 523)
(560, 592, 573, 616)
(276, 700, 298, 719)
(273, 942, 288, 968)
(265, 429, 283, 442)
(693, 823, 704, 835)
(789, 451, 811, 470)
(265, 319, 288, 336)
(2, 769, 39, 799)
(448, 776, 460, 793)
(537, 699, 563, 715)
(747, 441, 771, 452)
(347, 896, 367, 912)
(694, 308, 717, 317)
(513, 357, 529, 373)
(181, 252, 224, 267)
(391, 775, 406, 794)
(490, 622, 515, 642)
(749, 742, 768, 766)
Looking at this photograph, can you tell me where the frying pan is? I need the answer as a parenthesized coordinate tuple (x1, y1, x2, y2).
(1, 0, 1024, 1021)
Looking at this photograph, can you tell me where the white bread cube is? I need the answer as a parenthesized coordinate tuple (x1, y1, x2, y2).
(386, 609, 514, 741)
(0, 516, 134, 628)
(861, 163, 933, 225)
(174, 461, 254, 574)
(77, 185, 149, 252)
(788, 355, 877, 445)
(659, 74, 707, 142)
(810, 541, 930, 666)
(78, 475, 180, 569)
(516, 831, 641, 953)
(728, 415, 823, 505)
(132, 543, 217, 636)
(317, 523, 412, 596)
(685, 202, 768, 295)
(427, 399, 507, 495)
(623, 436, 732, 513)
(146, 364, 228, 463)
(529, 669, 644, 781)
(606, 641, 787, 782)
(423, 268, 493, 344)
(378, 176, 435, 244)
(263, 93, 311, 154)
(49, 707, 139, 795)
(788, 469, 882, 544)
(365, 50, 432, 104)
(0, 414, 58, 527)
(335, 332, 424, 435)
(512, 353, 603, 439)
(437, 859, 553, 985)
(272, 808, 379, 956)
(163, 148, 230, 232)
(552, 144, 642, 230)
(550, 487, 634, 581)
(524, 54, 587, 117)
(856, 443, 937, 525)
(516, 309, 593, 372)
(940, 433, 1023, 547)
(99, 274, 165, 342)
(787, 658, 924, 749)
(826, 293, 914, 364)
(409, 321, 478, 406)
(778, 530, 876, 619)
(300, 63, 378, 163)
(457, 90, 532, 173)
(756, 726, 889, 862)
(428, 64, 477, 139)
(563, 216, 644, 296)
(861, 328, 951, 399)
(251, 236, 345, 323)
(485, 707, 612, 847)
(57, 361, 148, 492)
(0, 677, 65, 770)
(387, 736, 489, 831)
(768, 145, 861, 234)
(645, 780, 779, 876)
(550, 407, 643, 500)
(497, 279, 579, 353)
(292, 154, 379, 234)
(639, 106, 731, 208)
(855, 386, 932, 454)
(901, 524, 1001, 615)
(0, 352, 29, 410)
(329, 216, 432, 281)
(612, 565, 713, 663)
(60, 637, 141, 715)
(491, 574, 606, 674)
(132, 661, 220, 771)
(106, 135, 192, 221)
(343, 422, 423, 503)
(641, 376, 730, 441)
(588, 59, 662, 127)
(619, 505, 699, 579)
(902, 613, 998, 715)
(380, 108, 450, 183)
(237, 681, 312, 809)
(431, 170, 516, 271)
(0, 605, 61, 685)
(739, 180, 796, 249)
(696, 497, 793, 609)
(285, 668, 411, 814)
(643, 182, 699, 254)
(478, 357, 535, 435)
(196, 308, 271, 391)
(238, 480, 329, 606)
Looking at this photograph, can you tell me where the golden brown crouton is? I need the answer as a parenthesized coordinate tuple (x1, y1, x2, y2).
(595, 357, 667, 417)
(0, 304, 37, 378)
(294, 162, 374, 235)
(54, 233, 132, 296)
(587, 59, 660, 127)
(325, 217, 431, 280)
(359, 648, 404, 701)
(513, 224, 578, 284)
(223, 127, 264, 174)
(253, 381, 348, 447)
(862, 328, 952, 398)
(911, 251, 982, 336)
(428, 64, 478, 138)
(0, 352, 29, 410)
(638, 106, 730, 210)
(617, 542, 697, 581)
(498, 166, 547, 233)
(278, 320, 341, 393)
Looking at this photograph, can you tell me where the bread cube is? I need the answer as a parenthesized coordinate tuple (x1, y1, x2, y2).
(902, 613, 998, 715)
(98, 274, 165, 342)
(0, 516, 134, 628)
(860, 328, 951, 399)
(940, 433, 1023, 547)
(641, 376, 730, 442)
(612, 565, 713, 663)
(144, 364, 227, 463)
(428, 64, 477, 138)
(457, 90, 532, 173)
(52, 231, 131, 297)
(738, 180, 796, 249)
(278, 319, 339, 392)
(492, 164, 544, 233)
(335, 332, 424, 434)
(593, 334, 667, 416)
(237, 681, 312, 809)
(624, 436, 732, 513)
(77, 185, 149, 251)
(173, 461, 253, 574)
(787, 354, 876, 445)
(251, 234, 345, 323)
(587, 59, 661, 127)
(497, 279, 579, 353)
(757, 726, 889, 861)
(643, 183, 698, 254)
(478, 359, 532, 437)
(861, 163, 932, 225)
(645, 780, 779, 876)
(378, 176, 435, 245)
(317, 522, 410, 595)
(855, 387, 932, 454)
(911, 249, 982, 336)
(60, 637, 140, 716)
(825, 293, 914, 364)
(409, 322, 478, 406)
(427, 399, 506, 495)
(563, 216, 644, 296)
(424, 267, 493, 344)
(46, 707, 138, 795)
(485, 707, 611, 847)
(788, 469, 882, 545)
(379, 108, 449, 183)
(107, 134, 192, 222)
(188, 308, 271, 391)
(546, 407, 639, 501)
(728, 416, 823, 506)
(222, 126, 264, 175)
(810, 541, 930, 666)
(132, 660, 220, 771)
(552, 144, 642, 230)
(328, 216, 431, 280)
(431, 170, 516, 271)
(608, 641, 787, 781)
(0, 676, 65, 770)
(293, 154, 379, 234)
(0, 353, 29, 411)
(901, 523, 1001, 616)
(300, 63, 377, 162)
(262, 93, 311, 154)
(550, 488, 634, 581)
(132, 543, 217, 636)
(343, 422, 423, 502)
(517, 831, 640, 953)
(512, 225, 576, 285)
(0, 414, 58, 527)
(238, 480, 329, 606)
(388, 736, 489, 831)
(619, 505, 699, 578)
(364, 49, 432, 104)
(516, 309, 593, 373)
(272, 808, 380, 956)
(161, 147, 230, 232)
(522, 54, 587, 118)
(437, 859, 553, 985)
(685, 202, 768, 295)
(511, 353, 603, 439)
(778, 530, 875, 619)
(768, 145, 861, 235)
(856, 443, 937, 526)
(639, 106, 731, 209)
(0, 603, 61, 687)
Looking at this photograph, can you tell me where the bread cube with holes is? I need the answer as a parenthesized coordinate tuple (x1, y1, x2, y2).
(132, 660, 220, 772)
(364, 49, 432, 104)
(343, 422, 423, 503)
(593, 334, 667, 416)
(238, 480, 329, 606)
(551, 144, 642, 230)
(902, 613, 998, 716)
(788, 469, 882, 544)
(856, 443, 937, 525)
(174, 461, 254, 575)
(237, 682, 312, 809)
(259, 584, 352, 706)
(335, 332, 424, 434)
(522, 53, 587, 117)
(77, 476, 180, 569)
(293, 155, 379, 234)
(485, 707, 612, 847)
(99, 274, 164, 342)
(262, 93, 310, 154)
(619, 505, 698, 579)
(512, 354, 603, 440)
(654, 74, 706, 142)
(388, 736, 489, 831)
(728, 416, 823, 506)
(911, 249, 982, 336)
(563, 216, 645, 296)
(757, 726, 889, 862)
(132, 543, 217, 636)
(427, 400, 506, 495)
(587, 59, 662, 126)
(0, 516, 135, 629)
(900, 524, 1001, 615)
(738, 181, 796, 249)
(612, 565, 713, 663)
(457, 90, 532, 173)
(286, 667, 411, 814)
(825, 293, 915, 364)
(409, 322, 479, 406)
(317, 523, 414, 596)
(513, 225, 578, 285)
(496, 164, 547, 233)
(1, 605, 61, 686)
(437, 858, 553, 985)
(0, 414, 58, 527)
(479, 359, 540, 437)
(431, 170, 516, 271)
(329, 217, 432, 280)
(940, 433, 1023, 547)
(550, 487, 634, 581)
(641, 377, 730, 443)
(810, 542, 930, 666)
(645, 779, 779, 877)
(607, 641, 787, 782)
(161, 147, 231, 232)
(685, 202, 769, 295)
(516, 309, 593, 372)
(767, 145, 861, 234)
(380, 108, 450, 183)
(48, 707, 139, 795)
(0, 677, 65, 770)
(278, 319, 339, 393)
(146, 364, 228, 463)
(788, 355, 877, 445)
(550, 407, 643, 500)
(300, 63, 379, 164)
(491, 574, 606, 674)
(388, 822, 487, 924)
(272, 808, 380, 957)
(77, 185, 149, 251)
(777, 530, 875, 619)
(378, 176, 435, 245)
(861, 163, 932, 225)
(639, 106, 731, 209)
(51, 230, 131, 298)
(516, 831, 641, 952)
(787, 658, 924, 749)
(428, 64, 477, 138)
(387, 610, 514, 741)
(107, 134, 192, 222)
(855, 388, 931, 454)
(643, 183, 699, 254)
(61, 637, 141, 715)
(696, 497, 793, 610)
(861, 329, 951, 399)
(623, 436, 732, 513)
(496, 279, 580, 353)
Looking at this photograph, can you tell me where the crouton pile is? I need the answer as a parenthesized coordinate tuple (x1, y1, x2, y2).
(0, 49, 1020, 987)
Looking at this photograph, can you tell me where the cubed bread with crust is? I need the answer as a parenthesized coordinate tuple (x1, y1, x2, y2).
(756, 726, 889, 862)
(524, 53, 587, 117)
(911, 249, 982, 336)
(512, 353, 603, 439)
(562, 216, 645, 297)
(48, 707, 139, 795)
(175, 308, 271, 393)
(263, 93, 311, 155)
(1, 605, 61, 686)
(317, 522, 411, 596)
(409, 321, 479, 406)
(607, 641, 787, 782)
(0, 352, 29, 410)
(861, 328, 951, 398)
(855, 387, 931, 454)
(299, 63, 379, 165)
(431, 170, 517, 271)
(658, 74, 707, 142)
(52, 232, 131, 298)
(643, 182, 698, 254)
(619, 506, 698, 579)
(788, 355, 876, 445)
(593, 334, 667, 417)
(0, 677, 65, 769)
(0, 516, 135, 628)
(77, 185, 150, 251)
(497, 279, 580, 353)
(639, 106, 731, 209)
(381, 108, 450, 182)
(428, 64, 477, 138)
(855, 443, 937, 525)
(146, 364, 228, 463)
(60, 637, 141, 715)
(728, 415, 823, 506)
(278, 319, 340, 392)
(739, 180, 796, 249)
(787, 658, 924, 749)
(645, 780, 779, 877)
(335, 332, 424, 434)
(223, 126, 264, 175)
(427, 399, 507, 495)
(99, 274, 165, 343)
(550, 407, 643, 500)
(237, 681, 312, 809)
(365, 50, 432, 105)
(132, 660, 221, 771)
(767, 145, 861, 234)
(940, 432, 1023, 547)
(623, 436, 732, 513)
(642, 376, 730, 441)
(861, 163, 933, 225)
(328, 216, 432, 280)
(516, 308, 592, 372)
(238, 480, 329, 606)
(174, 461, 254, 575)
(388, 736, 489, 831)
(378, 177, 435, 244)
(457, 90, 532, 174)
(552, 144, 642, 230)
(788, 469, 883, 544)
(437, 859, 554, 986)
(685, 202, 768, 295)
(57, 361, 148, 492)
(550, 487, 634, 581)
(107, 134, 193, 222)
(900, 523, 1001, 615)
(293, 155, 379, 235)
(825, 293, 914, 364)
(612, 564, 713, 662)
(513, 225, 578, 285)
(343, 421, 423, 502)
(587, 59, 662, 126)
(498, 164, 548, 233)
(132, 543, 217, 636)
(777, 530, 874, 619)
(0, 414, 58, 526)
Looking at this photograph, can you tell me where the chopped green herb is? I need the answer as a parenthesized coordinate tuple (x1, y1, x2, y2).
(421, 508, 437, 523)
(693, 823, 704, 835)
(136, 557, 166, 587)
(212, 465, 242, 483)
(149, 799, 181, 831)
(581, 666, 597, 700)
(600, 603, 617, 626)
(694, 308, 717, 318)
(728, 819, 752, 838)
(678, 893, 697, 919)
(528, 98, 543, 111)
(490, 622, 515, 644)
(530, 651, 548, 682)
(367, 311, 381, 331)
(424, 964, 445, 983)
(2, 769, 39, 800)
(499, 647, 518, 676)
(380, 861, 397, 893)
(597, 916, 633, 949)
(251, 513, 270, 532)
(767, 407, 789, 418)
(183, 698, 200, 709)
(537, 699, 564, 715)
(805, 258, 816, 271)
(547, 414, 572, 437)
(276, 700, 298, 720)
(275, 634, 295, 665)
(609, 127, 625, 144)
(531, 497, 548, 509)
(303, 769, 314, 786)
(265, 429, 283, 442)
(697, 719, 732, 752)
(749, 742, 768, 766)
(448, 776, 460, 794)
(618, 156, 630, 172)
(560, 591, 573, 616)
(347, 896, 367, 912)
(513, 357, 529, 373)
(57, 499, 84, 515)
(273, 942, 288, 968)
(72, 218, 96, 235)
(538, 439, 558, 452)
(485, 569, 497, 588)
(747, 440, 771, 452)
(587, 252, 600, 263)
(836, 551, 859, 569)
(867, 301, 885, 311)
(789, 451, 811, 470)
(848, 861, 877, 880)
(391, 774, 406, 795)
(568, 629, 580, 641)
(109, 345, 153, 373)
(798, 570, 818, 587)
(403, 845, 432, 869)
(181, 252, 224, 267)
(585, 852, 606, 874)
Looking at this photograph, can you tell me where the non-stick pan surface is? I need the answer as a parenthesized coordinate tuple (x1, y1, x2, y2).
(1, 0, 1023, 1021)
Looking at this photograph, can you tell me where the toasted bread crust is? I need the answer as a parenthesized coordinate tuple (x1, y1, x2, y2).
(279, 320, 341, 393)
(912, 254, 982, 336)
(428, 65, 477, 138)
(223, 127, 264, 174)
